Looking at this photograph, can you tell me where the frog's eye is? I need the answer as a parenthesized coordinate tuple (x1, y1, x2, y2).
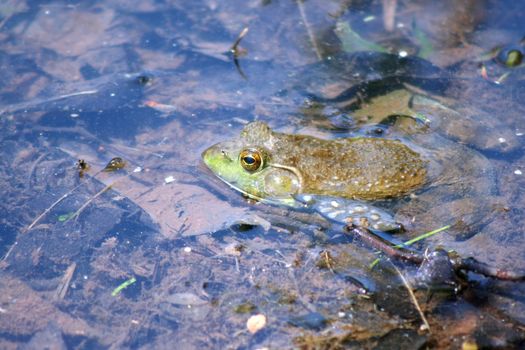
(239, 148, 264, 173)
(497, 47, 524, 67)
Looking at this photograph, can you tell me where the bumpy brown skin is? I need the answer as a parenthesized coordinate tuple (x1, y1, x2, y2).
(241, 122, 427, 200)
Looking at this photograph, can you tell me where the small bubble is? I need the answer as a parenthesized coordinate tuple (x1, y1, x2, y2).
(515, 169, 523, 175)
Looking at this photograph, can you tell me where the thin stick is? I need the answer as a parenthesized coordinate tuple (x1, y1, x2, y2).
(67, 182, 114, 222)
(230, 27, 249, 55)
(297, 0, 322, 61)
(230, 27, 249, 80)
(54, 262, 77, 300)
(0, 90, 98, 116)
(456, 257, 525, 281)
(26, 191, 72, 232)
(392, 263, 431, 332)
(382, 0, 397, 32)
(1, 241, 17, 262)
(348, 226, 423, 263)
(25, 169, 103, 232)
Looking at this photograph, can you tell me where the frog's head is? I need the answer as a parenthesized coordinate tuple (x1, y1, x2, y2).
(202, 121, 301, 205)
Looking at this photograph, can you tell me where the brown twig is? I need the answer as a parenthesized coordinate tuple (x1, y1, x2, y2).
(54, 262, 77, 300)
(382, 0, 397, 32)
(347, 225, 525, 282)
(455, 257, 525, 282)
(347, 225, 423, 264)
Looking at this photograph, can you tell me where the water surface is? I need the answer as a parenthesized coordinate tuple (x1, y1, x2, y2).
(1, 1, 525, 348)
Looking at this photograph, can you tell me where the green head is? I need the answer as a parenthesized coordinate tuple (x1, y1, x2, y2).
(201, 122, 301, 205)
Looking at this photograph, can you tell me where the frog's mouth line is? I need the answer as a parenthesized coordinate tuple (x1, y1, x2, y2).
(212, 170, 275, 204)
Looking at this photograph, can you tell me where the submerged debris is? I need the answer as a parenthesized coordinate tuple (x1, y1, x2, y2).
(234, 303, 257, 314)
(347, 225, 525, 282)
(54, 262, 77, 300)
(230, 27, 249, 59)
(246, 314, 267, 334)
(57, 212, 75, 222)
(111, 277, 137, 297)
(103, 157, 126, 172)
(77, 159, 89, 178)
(136, 75, 153, 86)
(164, 175, 176, 184)
(230, 27, 249, 79)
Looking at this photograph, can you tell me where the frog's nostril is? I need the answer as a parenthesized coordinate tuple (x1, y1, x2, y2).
(221, 150, 232, 161)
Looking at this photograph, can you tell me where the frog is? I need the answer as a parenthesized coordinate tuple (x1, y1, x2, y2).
(202, 87, 513, 243)
(202, 117, 428, 233)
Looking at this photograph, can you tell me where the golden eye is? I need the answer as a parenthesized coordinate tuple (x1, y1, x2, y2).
(239, 148, 263, 172)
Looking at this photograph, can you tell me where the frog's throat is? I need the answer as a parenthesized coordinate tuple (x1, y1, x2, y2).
(213, 172, 267, 202)
(214, 162, 303, 206)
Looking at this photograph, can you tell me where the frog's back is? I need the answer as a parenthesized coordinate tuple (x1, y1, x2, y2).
(270, 133, 427, 200)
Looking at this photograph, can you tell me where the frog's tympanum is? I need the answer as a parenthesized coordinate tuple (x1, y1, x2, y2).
(202, 89, 504, 239)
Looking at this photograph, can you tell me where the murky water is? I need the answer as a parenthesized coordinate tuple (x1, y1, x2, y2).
(1, 1, 525, 348)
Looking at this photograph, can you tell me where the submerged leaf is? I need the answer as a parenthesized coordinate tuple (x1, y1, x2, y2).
(335, 21, 387, 53)
(57, 212, 75, 222)
(412, 22, 434, 59)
